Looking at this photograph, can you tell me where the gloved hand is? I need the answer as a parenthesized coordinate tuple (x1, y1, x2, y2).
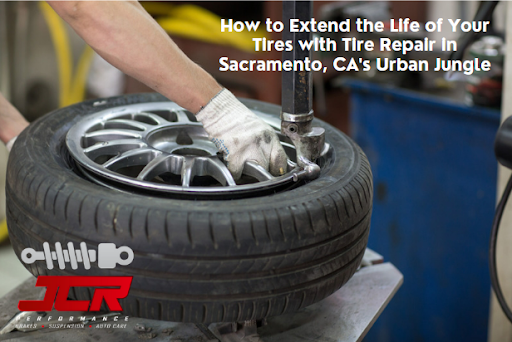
(196, 89, 288, 180)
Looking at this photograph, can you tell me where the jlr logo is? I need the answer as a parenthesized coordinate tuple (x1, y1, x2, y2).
(18, 276, 133, 311)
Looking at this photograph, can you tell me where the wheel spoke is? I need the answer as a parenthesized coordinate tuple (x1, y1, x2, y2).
(138, 112, 171, 125)
(207, 157, 236, 186)
(66, 101, 302, 195)
(103, 148, 159, 171)
(84, 129, 142, 146)
(176, 110, 195, 123)
(84, 139, 147, 160)
(137, 154, 183, 181)
(103, 119, 152, 131)
(243, 161, 273, 181)
(181, 157, 195, 187)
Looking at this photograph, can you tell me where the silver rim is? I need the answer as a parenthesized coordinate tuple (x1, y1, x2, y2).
(66, 101, 323, 197)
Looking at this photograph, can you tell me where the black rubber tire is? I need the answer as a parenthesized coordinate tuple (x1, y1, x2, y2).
(6, 93, 372, 323)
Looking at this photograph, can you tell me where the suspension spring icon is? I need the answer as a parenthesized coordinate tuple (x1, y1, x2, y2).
(21, 242, 134, 270)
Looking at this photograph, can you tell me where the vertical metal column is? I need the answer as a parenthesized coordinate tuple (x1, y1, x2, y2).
(281, 1, 313, 116)
(0, 2, 10, 225)
(281, 1, 325, 179)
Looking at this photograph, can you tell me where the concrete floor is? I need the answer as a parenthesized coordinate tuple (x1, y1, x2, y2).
(0, 242, 31, 298)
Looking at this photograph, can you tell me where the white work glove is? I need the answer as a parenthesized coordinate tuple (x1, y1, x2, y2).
(196, 89, 288, 180)
(5, 136, 16, 152)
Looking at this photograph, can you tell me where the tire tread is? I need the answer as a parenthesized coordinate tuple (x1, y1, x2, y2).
(6, 93, 373, 323)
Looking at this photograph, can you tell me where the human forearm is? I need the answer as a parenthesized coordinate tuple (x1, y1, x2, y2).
(47, 1, 221, 113)
(0, 93, 29, 145)
(46, 1, 287, 178)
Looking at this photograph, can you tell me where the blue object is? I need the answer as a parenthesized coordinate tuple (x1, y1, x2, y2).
(345, 80, 500, 342)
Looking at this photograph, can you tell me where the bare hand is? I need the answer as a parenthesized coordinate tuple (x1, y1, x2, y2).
(0, 93, 29, 149)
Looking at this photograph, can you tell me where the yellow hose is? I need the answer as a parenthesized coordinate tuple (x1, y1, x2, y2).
(141, 2, 175, 16)
(144, 3, 266, 53)
(0, 3, 93, 242)
(0, 219, 8, 244)
(39, 1, 94, 107)
(39, 1, 72, 108)
(40, 1, 260, 106)
(69, 46, 94, 105)
(40, 1, 261, 108)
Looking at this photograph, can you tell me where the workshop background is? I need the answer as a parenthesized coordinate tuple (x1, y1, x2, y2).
(0, 1, 508, 341)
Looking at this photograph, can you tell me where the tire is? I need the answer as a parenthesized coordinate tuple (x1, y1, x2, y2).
(6, 93, 372, 323)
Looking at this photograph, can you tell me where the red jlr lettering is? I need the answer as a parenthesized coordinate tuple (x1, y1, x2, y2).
(18, 276, 133, 311)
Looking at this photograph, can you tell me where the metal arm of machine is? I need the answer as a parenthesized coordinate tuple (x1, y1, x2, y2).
(281, 1, 325, 180)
